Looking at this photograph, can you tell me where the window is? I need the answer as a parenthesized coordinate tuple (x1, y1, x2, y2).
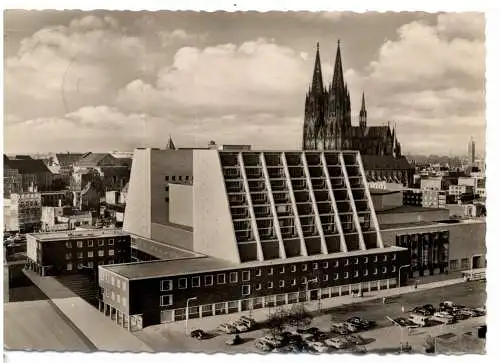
(108, 239, 114, 246)
(392, 266, 397, 272)
(373, 256, 378, 262)
(461, 258, 469, 269)
(354, 271, 359, 278)
(383, 255, 388, 262)
(335, 260, 339, 267)
(228, 272, 238, 283)
(344, 259, 349, 266)
(313, 263, 318, 270)
(364, 257, 369, 263)
(77, 252, 83, 259)
(267, 281, 273, 289)
(161, 280, 173, 291)
(256, 284, 262, 290)
(165, 176, 170, 181)
(382, 267, 387, 274)
(172, 176, 176, 181)
(66, 263, 73, 271)
(160, 295, 173, 307)
(291, 279, 296, 286)
(77, 241, 83, 248)
(165, 186, 169, 192)
(87, 251, 94, 258)
(77, 262, 83, 270)
(291, 265, 297, 272)
(302, 264, 308, 272)
(279, 280, 285, 287)
(393, 253, 397, 261)
(323, 275, 329, 281)
(242, 271, 250, 281)
(98, 240, 104, 247)
(280, 266, 285, 274)
(109, 249, 115, 256)
(344, 272, 349, 278)
(122, 297, 127, 307)
(268, 268, 273, 276)
(204, 275, 213, 286)
(256, 269, 262, 277)
(178, 278, 187, 289)
(373, 268, 378, 275)
(364, 269, 369, 276)
(354, 258, 359, 265)
(192, 276, 200, 287)
(165, 197, 169, 202)
(449, 259, 459, 270)
(111, 291, 115, 301)
(65, 242, 72, 248)
(65, 253, 72, 260)
(334, 273, 339, 280)
(87, 240, 93, 247)
(98, 250, 104, 257)
(242, 285, 251, 296)
(88, 261, 94, 269)
(116, 280, 121, 289)
(323, 262, 329, 268)
(301, 277, 307, 285)
(217, 274, 226, 284)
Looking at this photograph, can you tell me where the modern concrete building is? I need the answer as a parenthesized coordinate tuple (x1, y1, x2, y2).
(26, 229, 131, 276)
(4, 192, 42, 233)
(100, 148, 409, 328)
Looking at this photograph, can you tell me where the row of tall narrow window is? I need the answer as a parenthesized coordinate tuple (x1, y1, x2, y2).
(65, 239, 116, 248)
(66, 249, 115, 260)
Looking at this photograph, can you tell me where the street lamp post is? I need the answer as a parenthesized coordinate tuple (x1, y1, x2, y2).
(185, 297, 197, 335)
(398, 264, 411, 288)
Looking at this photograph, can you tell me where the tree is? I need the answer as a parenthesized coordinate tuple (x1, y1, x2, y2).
(287, 303, 312, 329)
(265, 308, 288, 339)
(424, 335, 436, 354)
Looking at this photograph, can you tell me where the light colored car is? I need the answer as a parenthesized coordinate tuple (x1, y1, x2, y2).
(409, 313, 430, 327)
(255, 339, 273, 352)
(309, 341, 330, 353)
(344, 322, 359, 332)
(433, 311, 455, 324)
(261, 335, 284, 348)
(218, 323, 238, 334)
(325, 337, 349, 349)
(234, 322, 250, 332)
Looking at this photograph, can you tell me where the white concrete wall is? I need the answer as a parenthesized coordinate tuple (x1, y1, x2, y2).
(26, 234, 37, 262)
(123, 149, 152, 238)
(169, 184, 193, 227)
(193, 150, 240, 263)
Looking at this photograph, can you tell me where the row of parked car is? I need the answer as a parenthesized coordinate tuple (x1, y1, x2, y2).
(217, 316, 257, 334)
(394, 301, 486, 328)
(254, 326, 368, 353)
(330, 316, 377, 335)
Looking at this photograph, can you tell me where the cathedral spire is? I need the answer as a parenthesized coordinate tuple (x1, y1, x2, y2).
(311, 41, 324, 94)
(359, 92, 367, 129)
(332, 39, 344, 89)
(166, 134, 176, 150)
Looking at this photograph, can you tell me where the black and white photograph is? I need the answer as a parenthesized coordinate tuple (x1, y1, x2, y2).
(2, 6, 489, 356)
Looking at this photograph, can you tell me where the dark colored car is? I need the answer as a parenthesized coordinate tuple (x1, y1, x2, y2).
(413, 307, 432, 316)
(347, 317, 376, 330)
(190, 329, 208, 339)
(423, 304, 436, 314)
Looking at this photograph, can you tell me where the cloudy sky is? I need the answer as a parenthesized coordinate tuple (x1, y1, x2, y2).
(4, 11, 485, 155)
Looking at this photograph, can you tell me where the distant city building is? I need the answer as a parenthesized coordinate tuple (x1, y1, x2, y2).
(421, 190, 447, 209)
(26, 229, 131, 277)
(402, 189, 423, 207)
(4, 192, 42, 233)
(40, 206, 93, 232)
(40, 190, 73, 207)
(468, 137, 476, 164)
(3, 154, 54, 193)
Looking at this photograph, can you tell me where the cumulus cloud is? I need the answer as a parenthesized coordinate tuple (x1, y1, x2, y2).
(158, 29, 208, 47)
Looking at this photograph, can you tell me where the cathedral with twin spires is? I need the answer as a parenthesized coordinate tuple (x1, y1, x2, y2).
(303, 41, 402, 158)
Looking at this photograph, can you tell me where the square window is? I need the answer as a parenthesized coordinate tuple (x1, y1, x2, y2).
(77, 262, 83, 270)
(364, 257, 369, 263)
(382, 267, 387, 274)
(256, 283, 262, 290)
(242, 271, 250, 281)
(373, 256, 378, 262)
(302, 264, 308, 272)
(393, 253, 397, 261)
(88, 261, 94, 269)
(116, 280, 121, 289)
(108, 239, 114, 246)
(334, 273, 339, 280)
(291, 265, 297, 272)
(267, 281, 273, 289)
(87, 251, 94, 258)
(256, 269, 262, 277)
(354, 258, 359, 264)
(98, 250, 104, 257)
(354, 271, 359, 278)
(301, 277, 307, 285)
(172, 176, 176, 181)
(291, 279, 296, 286)
(344, 259, 349, 266)
(77, 241, 83, 248)
(280, 266, 285, 274)
(160, 295, 173, 306)
(383, 255, 388, 262)
(178, 278, 187, 289)
(98, 240, 104, 247)
(344, 272, 349, 278)
(192, 276, 201, 287)
(109, 249, 115, 256)
(161, 280, 173, 291)
(268, 268, 273, 276)
(65, 242, 72, 248)
(323, 275, 329, 281)
(229, 272, 238, 283)
(313, 263, 318, 270)
(279, 280, 285, 287)
(323, 262, 329, 268)
(66, 263, 73, 271)
(392, 266, 397, 272)
(77, 252, 83, 259)
(217, 274, 226, 284)
(242, 285, 251, 296)
(364, 269, 369, 276)
(87, 240, 93, 247)
(204, 275, 213, 286)
(165, 176, 170, 181)
(65, 252, 72, 260)
(374, 268, 378, 275)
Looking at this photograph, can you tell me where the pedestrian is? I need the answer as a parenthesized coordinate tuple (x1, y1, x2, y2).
(414, 281, 418, 289)
(382, 297, 386, 304)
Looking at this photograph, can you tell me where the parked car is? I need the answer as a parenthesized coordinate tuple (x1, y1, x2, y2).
(239, 316, 257, 328)
(309, 341, 330, 353)
(233, 322, 250, 332)
(412, 306, 432, 316)
(298, 327, 320, 335)
(432, 311, 456, 324)
(225, 334, 242, 346)
(331, 323, 349, 335)
(345, 334, 365, 345)
(261, 335, 285, 348)
(346, 317, 375, 330)
(409, 313, 430, 327)
(315, 332, 329, 341)
(218, 323, 238, 334)
(393, 317, 415, 327)
(190, 329, 208, 339)
(255, 339, 273, 352)
(473, 307, 486, 316)
(422, 304, 436, 315)
(325, 337, 350, 349)
(344, 322, 359, 333)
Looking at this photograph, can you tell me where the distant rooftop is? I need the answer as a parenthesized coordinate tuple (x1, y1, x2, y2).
(102, 246, 406, 280)
(377, 205, 449, 214)
(28, 229, 129, 242)
(370, 189, 401, 195)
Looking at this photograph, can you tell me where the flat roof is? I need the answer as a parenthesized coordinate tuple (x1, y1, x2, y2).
(102, 246, 407, 281)
(28, 229, 129, 242)
(379, 221, 441, 230)
(370, 189, 401, 195)
(132, 235, 201, 260)
(377, 205, 449, 214)
(379, 218, 485, 232)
